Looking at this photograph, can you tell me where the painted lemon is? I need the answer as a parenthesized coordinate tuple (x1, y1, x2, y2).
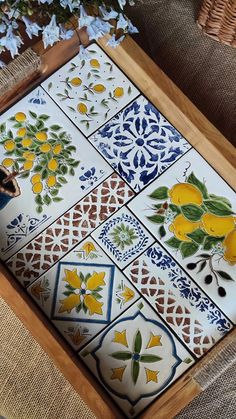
(17, 127, 27, 137)
(40, 143, 51, 153)
(113, 87, 124, 98)
(22, 137, 33, 147)
(35, 131, 48, 142)
(23, 151, 35, 161)
(4, 140, 15, 151)
(48, 158, 58, 171)
(2, 158, 14, 167)
(223, 229, 236, 264)
(32, 182, 43, 194)
(93, 84, 106, 94)
(169, 183, 203, 206)
(169, 214, 201, 241)
(31, 174, 41, 184)
(23, 160, 33, 170)
(15, 112, 26, 122)
(201, 213, 235, 237)
(77, 103, 87, 114)
(70, 77, 82, 87)
(53, 144, 62, 155)
(90, 59, 100, 68)
(47, 175, 56, 188)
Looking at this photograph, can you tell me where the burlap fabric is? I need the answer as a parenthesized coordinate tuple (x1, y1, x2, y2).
(128, 0, 236, 146)
(0, 48, 41, 96)
(0, 297, 95, 419)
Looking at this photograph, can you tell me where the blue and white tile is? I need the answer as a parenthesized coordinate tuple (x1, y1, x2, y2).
(41, 43, 139, 136)
(79, 299, 194, 418)
(0, 87, 112, 261)
(27, 237, 139, 350)
(124, 244, 232, 357)
(128, 149, 236, 323)
(92, 207, 154, 269)
(88, 95, 191, 192)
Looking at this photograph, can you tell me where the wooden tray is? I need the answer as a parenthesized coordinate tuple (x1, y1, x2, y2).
(0, 33, 235, 418)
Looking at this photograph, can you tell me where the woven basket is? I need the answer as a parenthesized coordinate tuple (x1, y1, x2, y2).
(197, 0, 236, 47)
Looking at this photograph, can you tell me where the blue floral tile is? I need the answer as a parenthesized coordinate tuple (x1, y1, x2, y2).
(88, 95, 191, 192)
(79, 299, 194, 418)
(124, 244, 232, 357)
(91, 207, 154, 269)
(27, 237, 139, 351)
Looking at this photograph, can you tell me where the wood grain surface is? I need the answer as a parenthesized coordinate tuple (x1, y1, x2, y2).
(0, 33, 235, 419)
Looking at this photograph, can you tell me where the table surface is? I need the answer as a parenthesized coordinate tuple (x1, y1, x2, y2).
(0, 33, 235, 419)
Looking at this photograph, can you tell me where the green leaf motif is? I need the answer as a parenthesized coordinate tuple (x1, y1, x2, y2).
(187, 172, 208, 199)
(216, 271, 234, 281)
(50, 125, 61, 131)
(110, 351, 132, 360)
(29, 111, 37, 119)
(139, 354, 162, 363)
(203, 236, 224, 250)
(165, 237, 182, 249)
(187, 228, 208, 244)
(132, 360, 140, 385)
(134, 330, 142, 354)
(198, 260, 207, 273)
(181, 204, 204, 221)
(147, 215, 165, 224)
(149, 186, 169, 200)
(169, 204, 181, 214)
(204, 200, 234, 216)
(159, 225, 166, 238)
(209, 194, 232, 208)
(180, 242, 199, 258)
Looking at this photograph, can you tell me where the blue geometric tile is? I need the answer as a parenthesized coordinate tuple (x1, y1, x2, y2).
(89, 95, 191, 192)
(80, 299, 194, 417)
(92, 207, 154, 268)
(124, 244, 232, 357)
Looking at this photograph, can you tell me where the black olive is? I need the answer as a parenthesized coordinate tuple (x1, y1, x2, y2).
(218, 287, 226, 297)
(204, 274, 213, 284)
(186, 263, 196, 270)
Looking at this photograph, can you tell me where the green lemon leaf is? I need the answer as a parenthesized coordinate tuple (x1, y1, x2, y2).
(50, 125, 61, 131)
(134, 330, 142, 353)
(181, 204, 204, 221)
(216, 271, 234, 281)
(132, 360, 140, 385)
(204, 200, 234, 216)
(29, 111, 37, 119)
(159, 225, 166, 238)
(187, 228, 208, 244)
(169, 204, 181, 214)
(139, 354, 162, 363)
(110, 351, 132, 360)
(149, 186, 169, 200)
(209, 194, 232, 208)
(147, 215, 165, 224)
(180, 242, 199, 258)
(165, 237, 182, 249)
(203, 236, 224, 250)
(187, 172, 208, 199)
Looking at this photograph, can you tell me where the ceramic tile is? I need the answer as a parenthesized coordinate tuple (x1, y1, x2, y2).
(80, 299, 194, 418)
(41, 44, 139, 136)
(6, 173, 134, 287)
(27, 237, 139, 351)
(92, 207, 154, 269)
(124, 244, 232, 357)
(0, 86, 113, 261)
(128, 149, 236, 323)
(88, 95, 191, 192)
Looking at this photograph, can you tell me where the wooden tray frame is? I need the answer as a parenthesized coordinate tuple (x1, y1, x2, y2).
(0, 33, 235, 419)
